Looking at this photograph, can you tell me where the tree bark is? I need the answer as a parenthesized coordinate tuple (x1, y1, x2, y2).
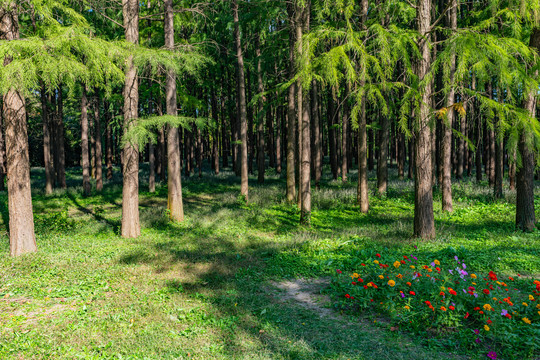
(0, 98, 5, 191)
(516, 27, 539, 232)
(81, 87, 91, 196)
(164, 0, 184, 221)
(312, 80, 321, 189)
(286, 2, 296, 202)
(232, 0, 248, 201)
(41, 86, 54, 194)
(256, 35, 265, 184)
(413, 0, 435, 239)
(121, 0, 141, 238)
(341, 85, 349, 183)
(377, 113, 389, 195)
(357, 0, 369, 213)
(94, 94, 103, 192)
(328, 88, 338, 179)
(2, 2, 37, 256)
(299, 2, 311, 225)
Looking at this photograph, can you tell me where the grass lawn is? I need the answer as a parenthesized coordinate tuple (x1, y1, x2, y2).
(0, 165, 538, 359)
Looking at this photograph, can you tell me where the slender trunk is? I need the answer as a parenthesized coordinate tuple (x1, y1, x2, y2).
(341, 85, 349, 183)
(105, 101, 114, 180)
(41, 86, 54, 194)
(414, 0, 435, 239)
(299, 2, 311, 225)
(54, 87, 66, 188)
(516, 28, 539, 232)
(357, 0, 369, 213)
(286, 2, 296, 202)
(377, 114, 389, 195)
(121, 0, 141, 238)
(276, 104, 282, 174)
(81, 87, 91, 196)
(94, 94, 103, 192)
(211, 85, 220, 175)
(0, 98, 5, 191)
(312, 80, 321, 189)
(267, 102, 275, 169)
(508, 149, 516, 190)
(232, 0, 248, 201)
(164, 0, 184, 221)
(328, 88, 338, 179)
(247, 68, 254, 174)
(256, 35, 265, 184)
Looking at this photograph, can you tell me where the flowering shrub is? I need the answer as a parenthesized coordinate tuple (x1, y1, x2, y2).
(331, 252, 540, 358)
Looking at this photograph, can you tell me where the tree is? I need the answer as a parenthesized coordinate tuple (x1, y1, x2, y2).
(121, 0, 141, 238)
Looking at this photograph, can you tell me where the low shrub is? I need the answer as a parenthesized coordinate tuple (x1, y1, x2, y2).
(331, 251, 540, 359)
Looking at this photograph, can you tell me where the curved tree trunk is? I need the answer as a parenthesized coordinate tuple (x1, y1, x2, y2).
(121, 0, 141, 238)
(2, 3, 37, 256)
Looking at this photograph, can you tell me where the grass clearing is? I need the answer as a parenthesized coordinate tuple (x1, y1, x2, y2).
(0, 166, 538, 359)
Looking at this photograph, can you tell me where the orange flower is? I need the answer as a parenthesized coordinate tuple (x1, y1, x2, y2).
(440, 306, 447, 311)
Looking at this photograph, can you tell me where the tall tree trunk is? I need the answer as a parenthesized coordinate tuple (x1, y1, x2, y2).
(247, 68, 254, 174)
(2, 2, 37, 256)
(94, 94, 103, 192)
(232, 0, 249, 201)
(312, 80, 321, 189)
(286, 2, 296, 202)
(211, 85, 220, 175)
(276, 103, 282, 175)
(81, 87, 91, 196)
(299, 2, 311, 225)
(54, 86, 66, 188)
(0, 98, 5, 191)
(516, 27, 539, 232)
(256, 35, 265, 184)
(105, 101, 114, 180)
(377, 114, 388, 195)
(328, 88, 338, 179)
(357, 0, 369, 213)
(442, 0, 456, 212)
(121, 0, 141, 238)
(164, 0, 184, 221)
(414, 0, 435, 239)
(341, 85, 349, 183)
(41, 86, 54, 194)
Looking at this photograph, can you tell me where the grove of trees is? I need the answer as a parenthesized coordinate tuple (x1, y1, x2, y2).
(1, 0, 539, 256)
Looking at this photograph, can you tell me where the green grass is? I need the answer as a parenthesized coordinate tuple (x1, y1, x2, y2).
(0, 165, 538, 359)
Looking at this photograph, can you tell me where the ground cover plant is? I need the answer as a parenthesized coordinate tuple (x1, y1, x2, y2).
(0, 167, 538, 359)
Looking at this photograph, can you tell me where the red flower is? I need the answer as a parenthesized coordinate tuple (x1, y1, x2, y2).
(448, 288, 457, 296)
(376, 253, 381, 258)
(488, 271, 498, 281)
(474, 307, 480, 311)
(483, 289, 490, 295)
(409, 291, 416, 296)
(363, 285, 368, 289)
(439, 291, 445, 296)
(358, 278, 364, 283)
(468, 286, 475, 291)
(479, 311, 484, 314)
(425, 301, 431, 305)
(361, 263, 366, 267)
(403, 256, 408, 259)
(345, 294, 351, 298)
(449, 306, 455, 311)
(464, 312, 470, 319)
(336, 269, 342, 274)
(352, 282, 357, 285)
(370, 299, 374, 302)
(505, 314, 512, 319)
(436, 267, 441, 272)
(487, 319, 492, 325)
(401, 260, 406, 264)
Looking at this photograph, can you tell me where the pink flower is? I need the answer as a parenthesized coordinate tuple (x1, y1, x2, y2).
(487, 351, 497, 359)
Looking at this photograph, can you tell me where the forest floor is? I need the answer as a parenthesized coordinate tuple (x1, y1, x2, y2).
(0, 165, 539, 359)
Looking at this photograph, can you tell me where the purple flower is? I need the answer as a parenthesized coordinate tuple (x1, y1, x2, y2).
(430, 262, 435, 267)
(474, 329, 480, 334)
(413, 245, 417, 249)
(474, 293, 478, 298)
(475, 338, 481, 344)
(449, 270, 454, 274)
(487, 351, 497, 359)
(501, 309, 508, 316)
(461, 270, 468, 276)
(454, 256, 460, 262)
(462, 263, 467, 269)
(401, 293, 405, 298)
(463, 289, 467, 293)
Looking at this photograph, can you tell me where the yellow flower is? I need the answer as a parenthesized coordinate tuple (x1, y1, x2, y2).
(492, 297, 497, 301)
(396, 274, 403, 279)
(522, 317, 531, 325)
(404, 306, 410, 310)
(427, 268, 432, 272)
(393, 261, 401, 268)
(536, 304, 540, 309)
(538, 311, 540, 316)
(367, 283, 373, 287)
(529, 295, 534, 301)
(483, 304, 493, 311)
(378, 275, 384, 280)
(472, 282, 477, 285)
(374, 260, 379, 264)
(440, 286, 446, 291)
(434, 260, 440, 265)
(353, 273, 359, 278)
(496, 281, 501, 285)
(522, 302, 528, 307)
(388, 280, 396, 287)
(410, 265, 415, 269)
(484, 325, 490, 331)
(471, 274, 477, 279)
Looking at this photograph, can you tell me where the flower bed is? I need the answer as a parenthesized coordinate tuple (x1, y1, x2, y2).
(331, 252, 540, 359)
